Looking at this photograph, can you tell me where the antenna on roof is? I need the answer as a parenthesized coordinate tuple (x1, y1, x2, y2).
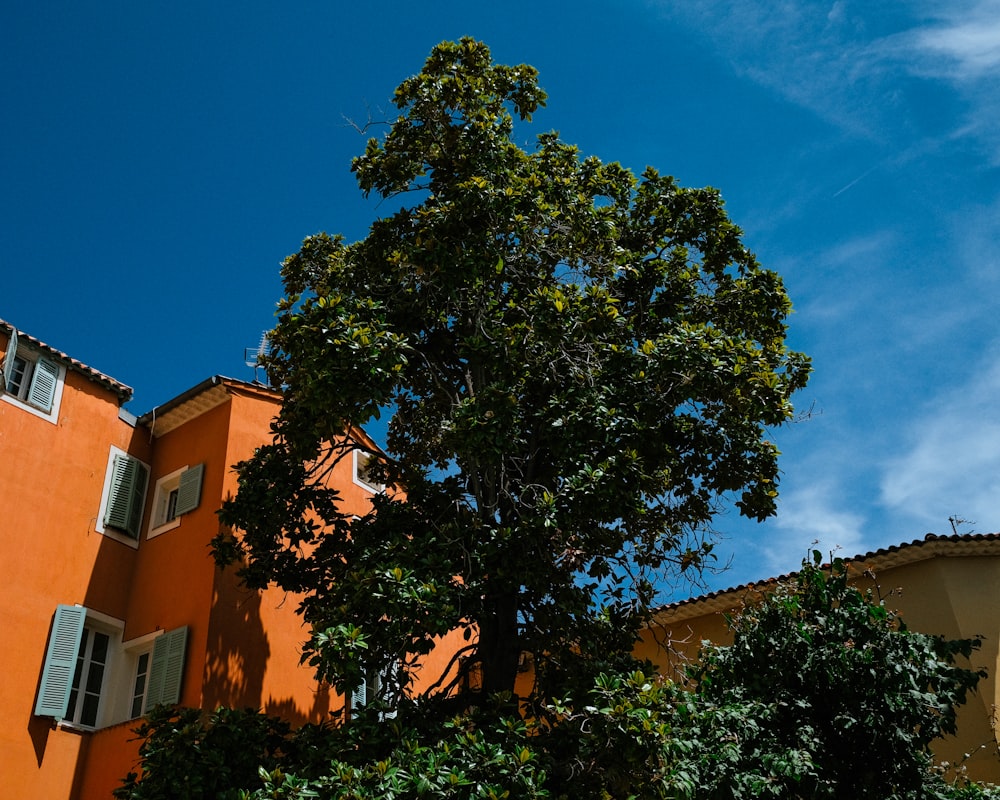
(244, 331, 271, 385)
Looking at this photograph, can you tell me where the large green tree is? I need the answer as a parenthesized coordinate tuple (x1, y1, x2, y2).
(215, 37, 809, 714)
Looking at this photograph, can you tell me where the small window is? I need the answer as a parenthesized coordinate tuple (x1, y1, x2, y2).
(353, 449, 386, 493)
(350, 665, 399, 719)
(97, 447, 150, 545)
(148, 463, 204, 537)
(2, 328, 65, 422)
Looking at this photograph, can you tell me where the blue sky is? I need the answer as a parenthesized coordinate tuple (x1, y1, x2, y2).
(4, 1, 999, 595)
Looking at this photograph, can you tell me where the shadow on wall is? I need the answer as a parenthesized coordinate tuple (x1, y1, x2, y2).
(203, 560, 333, 726)
(202, 565, 271, 713)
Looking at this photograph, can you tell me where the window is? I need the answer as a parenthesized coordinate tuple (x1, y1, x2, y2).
(35, 604, 188, 728)
(2, 328, 65, 422)
(130, 651, 151, 719)
(350, 665, 399, 719)
(148, 463, 205, 537)
(353, 449, 386, 493)
(67, 626, 111, 727)
(97, 448, 150, 543)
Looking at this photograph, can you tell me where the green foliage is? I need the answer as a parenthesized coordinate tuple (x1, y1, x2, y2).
(118, 559, 995, 798)
(114, 706, 299, 800)
(216, 36, 810, 712)
(690, 555, 988, 799)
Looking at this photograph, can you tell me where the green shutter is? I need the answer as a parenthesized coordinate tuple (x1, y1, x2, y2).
(27, 356, 59, 412)
(35, 605, 87, 718)
(174, 463, 204, 516)
(105, 454, 149, 538)
(144, 626, 188, 712)
(2, 328, 18, 389)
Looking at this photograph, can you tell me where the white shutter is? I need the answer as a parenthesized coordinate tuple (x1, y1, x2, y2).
(2, 327, 18, 389)
(351, 677, 367, 711)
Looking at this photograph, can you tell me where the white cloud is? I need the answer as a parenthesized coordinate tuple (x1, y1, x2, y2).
(898, 3, 1000, 81)
(759, 483, 867, 574)
(648, 0, 1000, 158)
(880, 347, 1000, 531)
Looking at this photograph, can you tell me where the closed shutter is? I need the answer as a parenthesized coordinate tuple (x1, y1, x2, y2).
(2, 328, 18, 389)
(35, 605, 87, 718)
(104, 454, 149, 538)
(174, 463, 204, 516)
(144, 626, 188, 712)
(27, 356, 59, 412)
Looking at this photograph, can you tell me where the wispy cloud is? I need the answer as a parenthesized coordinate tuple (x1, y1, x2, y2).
(649, 0, 1000, 158)
(880, 344, 1000, 531)
(749, 483, 867, 575)
(892, 3, 1000, 81)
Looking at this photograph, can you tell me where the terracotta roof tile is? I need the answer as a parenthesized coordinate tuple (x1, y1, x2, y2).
(1, 318, 132, 401)
(654, 532, 1000, 621)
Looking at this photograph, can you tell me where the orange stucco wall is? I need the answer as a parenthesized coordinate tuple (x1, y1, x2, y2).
(0, 337, 150, 800)
(1, 343, 398, 800)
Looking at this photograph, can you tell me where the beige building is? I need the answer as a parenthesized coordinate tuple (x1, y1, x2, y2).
(639, 533, 1000, 782)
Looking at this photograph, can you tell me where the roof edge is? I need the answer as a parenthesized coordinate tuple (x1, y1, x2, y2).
(0, 318, 133, 402)
(653, 532, 1000, 624)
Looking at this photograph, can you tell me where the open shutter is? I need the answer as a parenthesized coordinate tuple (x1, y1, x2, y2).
(27, 356, 59, 412)
(350, 677, 367, 711)
(104, 455, 148, 538)
(174, 463, 204, 516)
(144, 626, 188, 712)
(35, 605, 87, 718)
(2, 327, 18, 389)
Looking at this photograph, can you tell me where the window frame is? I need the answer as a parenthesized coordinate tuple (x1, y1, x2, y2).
(35, 606, 188, 729)
(353, 449, 386, 493)
(35, 606, 126, 730)
(96, 446, 150, 547)
(147, 463, 205, 539)
(2, 329, 66, 423)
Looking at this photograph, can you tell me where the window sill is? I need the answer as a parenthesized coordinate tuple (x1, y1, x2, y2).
(55, 720, 95, 735)
(148, 518, 181, 539)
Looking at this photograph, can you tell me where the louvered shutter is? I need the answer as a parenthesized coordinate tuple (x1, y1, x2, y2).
(105, 455, 149, 538)
(35, 605, 87, 718)
(351, 677, 367, 710)
(27, 356, 59, 412)
(2, 328, 18, 389)
(144, 626, 188, 712)
(174, 463, 204, 516)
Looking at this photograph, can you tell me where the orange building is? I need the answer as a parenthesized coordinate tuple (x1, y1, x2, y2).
(0, 319, 386, 799)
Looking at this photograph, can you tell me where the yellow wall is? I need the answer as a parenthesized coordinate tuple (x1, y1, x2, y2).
(640, 552, 1000, 783)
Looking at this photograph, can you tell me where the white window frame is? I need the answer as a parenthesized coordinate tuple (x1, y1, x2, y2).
(148, 466, 185, 537)
(41, 607, 126, 731)
(353, 449, 386, 493)
(96, 446, 150, 548)
(350, 664, 399, 719)
(147, 463, 204, 539)
(118, 629, 163, 721)
(2, 330, 66, 424)
(36, 607, 187, 729)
